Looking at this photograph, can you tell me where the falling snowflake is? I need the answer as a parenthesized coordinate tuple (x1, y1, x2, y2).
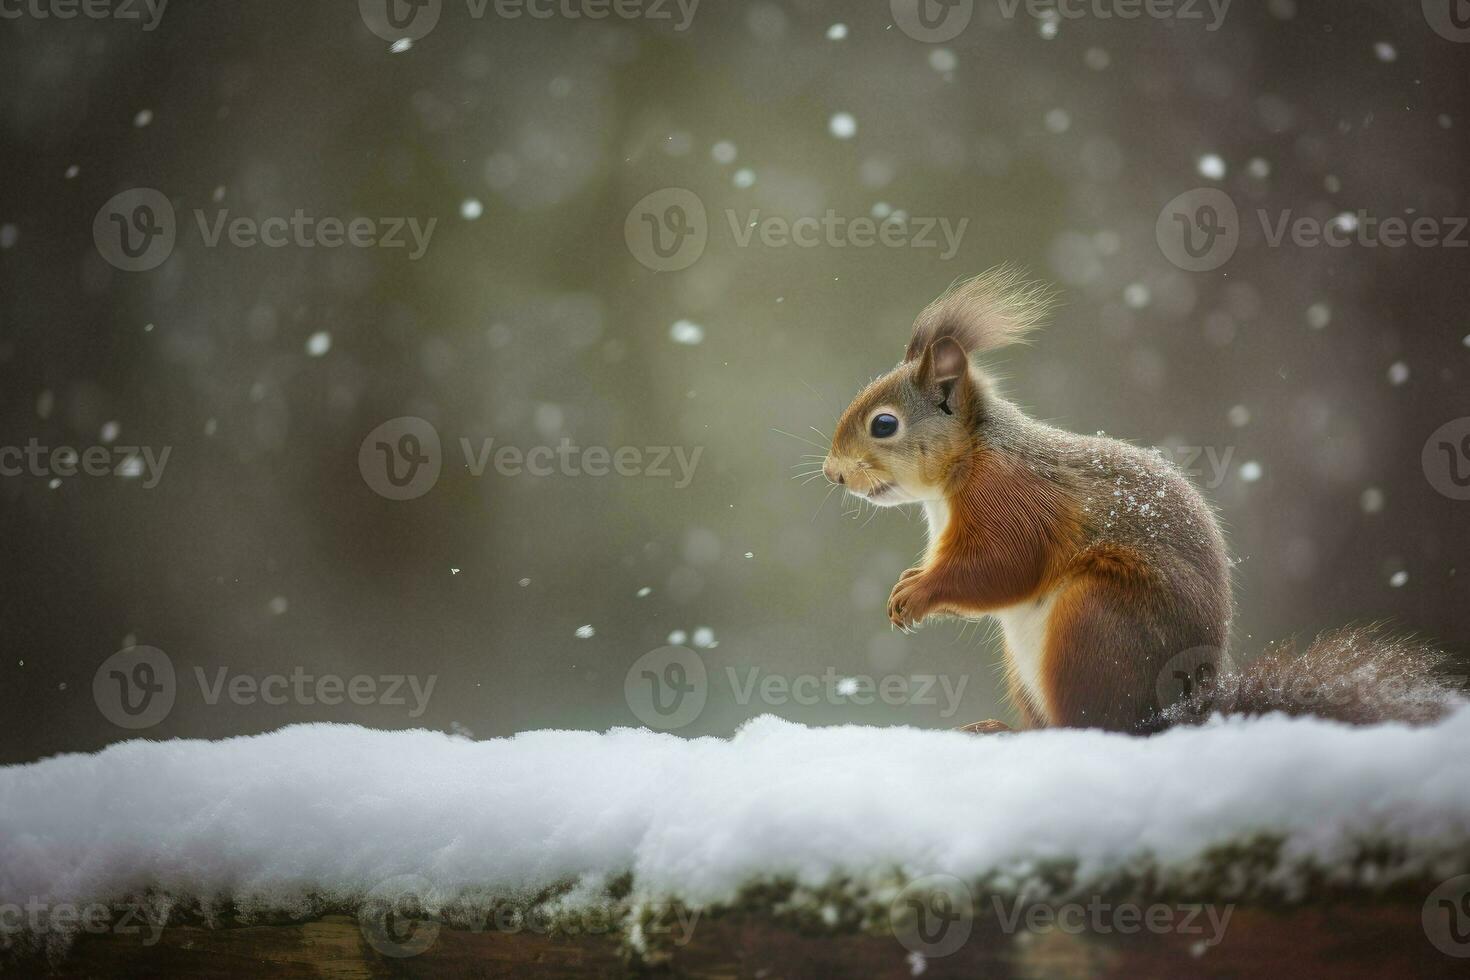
(829, 112, 857, 140)
(1197, 154, 1226, 180)
(670, 320, 704, 345)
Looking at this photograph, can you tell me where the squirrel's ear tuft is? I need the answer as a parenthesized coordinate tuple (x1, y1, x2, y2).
(904, 265, 1056, 363)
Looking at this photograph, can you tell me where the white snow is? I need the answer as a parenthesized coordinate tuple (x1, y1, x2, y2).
(669, 320, 704, 345)
(1197, 154, 1226, 180)
(828, 112, 857, 140)
(3, 711, 1470, 931)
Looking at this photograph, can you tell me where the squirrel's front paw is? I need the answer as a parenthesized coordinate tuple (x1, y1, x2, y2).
(888, 574, 934, 631)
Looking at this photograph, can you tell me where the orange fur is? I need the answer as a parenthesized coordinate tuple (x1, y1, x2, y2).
(889, 447, 1081, 627)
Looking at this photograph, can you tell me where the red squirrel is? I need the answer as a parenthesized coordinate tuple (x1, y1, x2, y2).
(822, 267, 1462, 734)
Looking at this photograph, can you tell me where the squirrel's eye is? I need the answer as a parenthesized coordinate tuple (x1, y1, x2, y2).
(870, 413, 899, 439)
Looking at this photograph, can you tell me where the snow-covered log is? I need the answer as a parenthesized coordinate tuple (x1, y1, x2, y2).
(4, 712, 1470, 975)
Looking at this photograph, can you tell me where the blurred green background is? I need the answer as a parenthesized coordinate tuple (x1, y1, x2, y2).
(1, 0, 1467, 762)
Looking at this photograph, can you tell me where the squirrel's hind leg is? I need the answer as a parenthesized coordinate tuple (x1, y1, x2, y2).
(1041, 568, 1183, 731)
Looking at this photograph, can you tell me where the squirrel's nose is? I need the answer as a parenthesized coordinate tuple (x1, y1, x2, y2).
(822, 458, 844, 485)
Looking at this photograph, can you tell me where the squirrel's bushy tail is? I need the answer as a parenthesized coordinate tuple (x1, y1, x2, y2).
(1162, 625, 1466, 729)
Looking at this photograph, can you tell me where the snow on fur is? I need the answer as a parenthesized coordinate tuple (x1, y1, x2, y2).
(3, 710, 1470, 925)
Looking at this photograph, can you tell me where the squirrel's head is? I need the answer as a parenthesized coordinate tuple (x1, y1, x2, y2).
(823, 266, 1054, 507)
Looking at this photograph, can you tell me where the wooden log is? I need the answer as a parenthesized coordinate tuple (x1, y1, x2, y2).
(9, 899, 1466, 979)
